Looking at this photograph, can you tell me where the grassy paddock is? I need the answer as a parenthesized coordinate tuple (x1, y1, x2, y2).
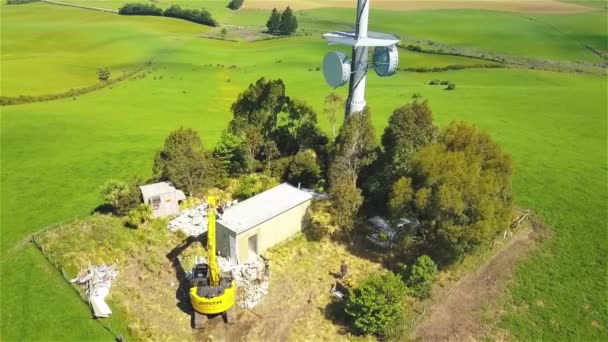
(1, 2, 607, 341)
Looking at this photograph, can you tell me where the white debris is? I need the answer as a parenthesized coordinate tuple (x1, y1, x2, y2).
(192, 256, 270, 309)
(168, 204, 209, 236)
(71, 264, 119, 318)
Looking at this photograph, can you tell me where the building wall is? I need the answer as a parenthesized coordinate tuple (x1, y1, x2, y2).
(216, 223, 234, 260)
(150, 192, 181, 218)
(233, 200, 311, 263)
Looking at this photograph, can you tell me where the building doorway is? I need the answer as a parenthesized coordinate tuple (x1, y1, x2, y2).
(248, 235, 258, 260)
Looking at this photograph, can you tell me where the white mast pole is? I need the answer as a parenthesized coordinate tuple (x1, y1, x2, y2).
(346, 0, 370, 116)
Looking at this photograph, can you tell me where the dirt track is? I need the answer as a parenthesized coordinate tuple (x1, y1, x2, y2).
(245, 0, 595, 14)
(412, 217, 547, 341)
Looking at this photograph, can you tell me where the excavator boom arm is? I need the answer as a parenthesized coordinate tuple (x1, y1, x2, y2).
(207, 196, 220, 286)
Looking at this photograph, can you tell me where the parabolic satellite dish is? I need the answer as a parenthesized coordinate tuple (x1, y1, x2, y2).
(323, 51, 351, 88)
(372, 45, 398, 77)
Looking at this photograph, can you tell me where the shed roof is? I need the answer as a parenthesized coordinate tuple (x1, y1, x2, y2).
(139, 182, 181, 200)
(218, 183, 313, 234)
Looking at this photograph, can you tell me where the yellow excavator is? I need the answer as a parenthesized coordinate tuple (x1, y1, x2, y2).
(189, 196, 237, 328)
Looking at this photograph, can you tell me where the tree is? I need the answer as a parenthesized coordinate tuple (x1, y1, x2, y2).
(406, 122, 513, 264)
(381, 101, 437, 178)
(279, 6, 297, 35)
(329, 176, 362, 241)
(97, 67, 110, 82)
(402, 255, 437, 299)
(323, 92, 343, 138)
(344, 272, 408, 336)
(287, 149, 321, 188)
(329, 107, 376, 188)
(153, 128, 218, 196)
(227, 0, 244, 10)
(213, 130, 247, 176)
(328, 108, 376, 237)
(387, 176, 414, 219)
(363, 101, 436, 213)
(99, 179, 140, 216)
(266, 8, 281, 33)
(226, 78, 327, 171)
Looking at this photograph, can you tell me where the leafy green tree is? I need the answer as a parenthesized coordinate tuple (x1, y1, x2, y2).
(266, 8, 281, 33)
(227, 0, 244, 10)
(153, 128, 218, 196)
(407, 122, 513, 263)
(402, 255, 437, 299)
(362, 101, 436, 214)
(234, 173, 278, 199)
(344, 272, 408, 336)
(329, 107, 376, 188)
(323, 92, 343, 138)
(387, 176, 414, 219)
(382, 101, 437, 178)
(279, 6, 297, 35)
(328, 108, 376, 237)
(287, 149, 321, 188)
(226, 78, 327, 172)
(329, 176, 362, 241)
(213, 130, 247, 176)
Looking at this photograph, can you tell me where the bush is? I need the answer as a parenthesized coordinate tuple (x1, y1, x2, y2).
(234, 173, 278, 199)
(118, 3, 163, 16)
(163, 5, 217, 26)
(227, 0, 244, 10)
(445, 82, 456, 90)
(402, 255, 437, 299)
(97, 67, 110, 82)
(344, 272, 408, 336)
(125, 204, 153, 228)
(439, 80, 450, 85)
(99, 179, 141, 216)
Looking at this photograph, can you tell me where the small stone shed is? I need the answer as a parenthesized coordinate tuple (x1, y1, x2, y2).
(216, 183, 313, 264)
(139, 182, 186, 218)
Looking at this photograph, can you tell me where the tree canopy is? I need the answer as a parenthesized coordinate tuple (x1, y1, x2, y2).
(345, 272, 408, 336)
(153, 128, 219, 195)
(400, 122, 513, 263)
(223, 78, 327, 176)
(266, 7, 297, 35)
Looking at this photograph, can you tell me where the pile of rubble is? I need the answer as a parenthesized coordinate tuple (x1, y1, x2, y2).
(192, 256, 270, 309)
(71, 264, 119, 318)
(168, 204, 209, 236)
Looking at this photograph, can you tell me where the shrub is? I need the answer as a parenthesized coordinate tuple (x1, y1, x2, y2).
(97, 67, 110, 82)
(227, 0, 244, 10)
(118, 3, 163, 16)
(445, 82, 456, 90)
(402, 255, 437, 299)
(439, 80, 450, 85)
(99, 179, 141, 216)
(234, 173, 278, 199)
(125, 204, 153, 228)
(163, 5, 217, 27)
(344, 272, 408, 336)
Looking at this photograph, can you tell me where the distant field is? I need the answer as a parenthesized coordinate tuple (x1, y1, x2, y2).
(1, 2, 607, 341)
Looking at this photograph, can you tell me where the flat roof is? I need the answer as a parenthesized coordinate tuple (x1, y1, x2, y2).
(218, 183, 313, 234)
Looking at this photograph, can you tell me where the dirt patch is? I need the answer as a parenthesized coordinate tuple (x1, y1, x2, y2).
(245, 0, 595, 14)
(412, 215, 549, 341)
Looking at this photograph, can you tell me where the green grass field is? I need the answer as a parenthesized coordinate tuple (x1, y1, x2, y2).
(1, 1, 606, 340)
